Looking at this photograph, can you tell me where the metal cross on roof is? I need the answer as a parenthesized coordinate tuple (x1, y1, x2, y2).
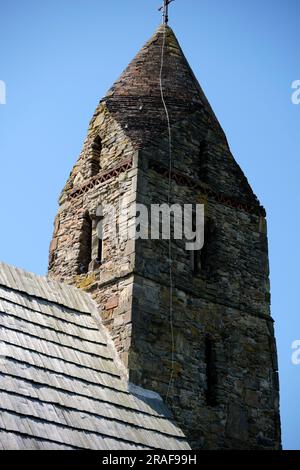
(159, 0, 175, 25)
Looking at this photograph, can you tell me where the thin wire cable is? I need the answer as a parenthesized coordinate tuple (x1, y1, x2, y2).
(159, 24, 175, 403)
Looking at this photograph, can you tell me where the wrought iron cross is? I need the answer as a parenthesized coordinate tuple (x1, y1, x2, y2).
(159, 0, 175, 25)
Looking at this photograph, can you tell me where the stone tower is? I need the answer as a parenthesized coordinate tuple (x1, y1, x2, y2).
(48, 25, 281, 450)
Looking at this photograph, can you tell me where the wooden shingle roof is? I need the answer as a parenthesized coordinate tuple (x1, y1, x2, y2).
(0, 262, 190, 450)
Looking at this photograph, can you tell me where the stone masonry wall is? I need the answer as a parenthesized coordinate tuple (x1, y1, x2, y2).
(48, 24, 281, 450)
(49, 106, 139, 369)
(131, 276, 280, 449)
(48, 108, 281, 449)
(124, 114, 281, 449)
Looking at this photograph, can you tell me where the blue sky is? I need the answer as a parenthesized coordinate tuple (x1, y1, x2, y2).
(0, 0, 299, 449)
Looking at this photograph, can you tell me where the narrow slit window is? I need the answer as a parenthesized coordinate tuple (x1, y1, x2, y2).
(95, 208, 104, 265)
(199, 140, 207, 158)
(205, 336, 217, 406)
(201, 219, 215, 272)
(78, 213, 92, 274)
(191, 211, 201, 275)
(191, 219, 215, 275)
(97, 236, 103, 264)
(90, 135, 102, 177)
(191, 248, 201, 276)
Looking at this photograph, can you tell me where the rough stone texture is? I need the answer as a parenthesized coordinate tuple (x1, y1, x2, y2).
(48, 25, 281, 449)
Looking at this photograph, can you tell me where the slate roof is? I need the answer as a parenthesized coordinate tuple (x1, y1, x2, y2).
(0, 262, 190, 450)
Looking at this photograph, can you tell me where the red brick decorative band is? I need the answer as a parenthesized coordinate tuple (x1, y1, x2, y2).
(69, 157, 133, 200)
(68, 156, 265, 217)
(149, 160, 266, 217)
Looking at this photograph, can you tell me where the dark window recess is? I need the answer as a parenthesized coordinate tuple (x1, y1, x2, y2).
(190, 212, 206, 276)
(78, 213, 92, 274)
(96, 216, 104, 264)
(191, 211, 201, 275)
(97, 238, 103, 264)
(202, 219, 216, 271)
(200, 225, 209, 271)
(191, 249, 201, 275)
(205, 336, 218, 406)
(191, 213, 201, 276)
(90, 136, 102, 176)
(191, 219, 216, 275)
(199, 140, 207, 157)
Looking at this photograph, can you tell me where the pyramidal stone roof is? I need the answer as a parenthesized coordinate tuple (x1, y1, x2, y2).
(0, 262, 190, 450)
(102, 25, 223, 148)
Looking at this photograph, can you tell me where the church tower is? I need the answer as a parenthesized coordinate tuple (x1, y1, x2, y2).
(48, 25, 281, 450)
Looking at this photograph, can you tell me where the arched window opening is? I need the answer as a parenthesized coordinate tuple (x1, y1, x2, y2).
(78, 213, 92, 274)
(205, 336, 217, 406)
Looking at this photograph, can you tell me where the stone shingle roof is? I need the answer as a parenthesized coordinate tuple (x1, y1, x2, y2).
(103, 25, 223, 148)
(0, 262, 190, 450)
